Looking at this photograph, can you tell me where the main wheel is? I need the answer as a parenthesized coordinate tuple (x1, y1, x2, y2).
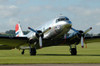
(30, 48, 36, 56)
(70, 48, 77, 55)
(21, 49, 25, 55)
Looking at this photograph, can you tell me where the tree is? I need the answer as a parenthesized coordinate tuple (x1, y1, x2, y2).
(5, 30, 29, 36)
(98, 33, 100, 36)
(23, 31, 29, 35)
(5, 30, 15, 35)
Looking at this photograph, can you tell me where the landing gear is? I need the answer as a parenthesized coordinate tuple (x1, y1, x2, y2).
(70, 48, 77, 55)
(29, 41, 37, 56)
(21, 49, 25, 55)
(30, 47, 36, 56)
(21, 47, 36, 56)
(70, 45, 77, 55)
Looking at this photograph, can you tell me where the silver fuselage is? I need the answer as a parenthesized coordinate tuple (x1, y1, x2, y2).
(27, 16, 72, 40)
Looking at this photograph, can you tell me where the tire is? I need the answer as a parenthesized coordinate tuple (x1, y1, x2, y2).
(21, 49, 25, 55)
(30, 48, 36, 56)
(71, 48, 77, 55)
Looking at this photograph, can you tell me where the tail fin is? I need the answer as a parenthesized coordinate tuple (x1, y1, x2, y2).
(15, 24, 24, 37)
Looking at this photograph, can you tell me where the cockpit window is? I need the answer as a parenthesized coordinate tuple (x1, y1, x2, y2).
(65, 17, 69, 20)
(56, 17, 69, 22)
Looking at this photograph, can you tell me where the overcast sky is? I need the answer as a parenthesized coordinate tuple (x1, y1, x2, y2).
(0, 0, 100, 34)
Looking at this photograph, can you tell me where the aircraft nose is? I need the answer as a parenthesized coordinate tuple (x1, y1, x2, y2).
(56, 21, 72, 28)
(63, 21, 72, 27)
(68, 21, 72, 25)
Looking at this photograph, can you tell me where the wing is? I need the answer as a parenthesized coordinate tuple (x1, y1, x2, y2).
(41, 36, 100, 47)
(85, 36, 100, 43)
(0, 36, 29, 49)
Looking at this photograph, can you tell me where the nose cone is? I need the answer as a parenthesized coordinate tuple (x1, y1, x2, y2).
(55, 21, 72, 34)
(65, 21, 72, 29)
(55, 20, 72, 29)
(59, 21, 72, 27)
(56, 21, 72, 31)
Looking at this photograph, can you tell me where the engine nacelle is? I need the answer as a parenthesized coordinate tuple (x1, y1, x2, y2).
(68, 30, 84, 38)
(66, 30, 84, 45)
(77, 30, 84, 38)
(35, 30, 44, 38)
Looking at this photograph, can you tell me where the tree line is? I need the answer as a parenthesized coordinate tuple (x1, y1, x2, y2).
(0, 30, 100, 37)
(0, 30, 29, 37)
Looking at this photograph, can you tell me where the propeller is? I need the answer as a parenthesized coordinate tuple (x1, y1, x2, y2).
(71, 27, 92, 48)
(39, 36, 42, 48)
(28, 27, 43, 48)
(84, 27, 92, 34)
(28, 27, 38, 34)
(81, 36, 84, 48)
(82, 27, 92, 48)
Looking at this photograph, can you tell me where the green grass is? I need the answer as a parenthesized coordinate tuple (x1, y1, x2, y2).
(0, 42, 100, 64)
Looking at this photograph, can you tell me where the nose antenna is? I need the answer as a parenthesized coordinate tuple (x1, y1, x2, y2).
(59, 13, 63, 16)
(56, 13, 64, 18)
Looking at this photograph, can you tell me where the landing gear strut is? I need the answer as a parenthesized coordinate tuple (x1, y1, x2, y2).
(70, 45, 77, 55)
(29, 42, 37, 56)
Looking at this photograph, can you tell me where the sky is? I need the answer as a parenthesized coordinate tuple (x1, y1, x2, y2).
(0, 0, 100, 34)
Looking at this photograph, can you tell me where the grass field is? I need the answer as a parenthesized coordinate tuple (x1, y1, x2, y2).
(0, 42, 100, 64)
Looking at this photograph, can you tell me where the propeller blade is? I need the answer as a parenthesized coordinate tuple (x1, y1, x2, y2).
(39, 36, 42, 48)
(71, 28, 79, 34)
(81, 36, 84, 48)
(28, 27, 38, 34)
(84, 27, 92, 34)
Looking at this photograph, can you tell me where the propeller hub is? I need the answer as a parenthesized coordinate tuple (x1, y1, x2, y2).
(36, 30, 43, 38)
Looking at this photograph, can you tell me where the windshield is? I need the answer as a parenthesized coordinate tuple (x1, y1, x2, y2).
(56, 17, 69, 22)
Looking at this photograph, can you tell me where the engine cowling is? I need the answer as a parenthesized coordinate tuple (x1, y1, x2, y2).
(28, 27, 44, 48)
(66, 30, 84, 45)
(77, 30, 84, 38)
(35, 30, 44, 39)
(68, 30, 84, 39)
